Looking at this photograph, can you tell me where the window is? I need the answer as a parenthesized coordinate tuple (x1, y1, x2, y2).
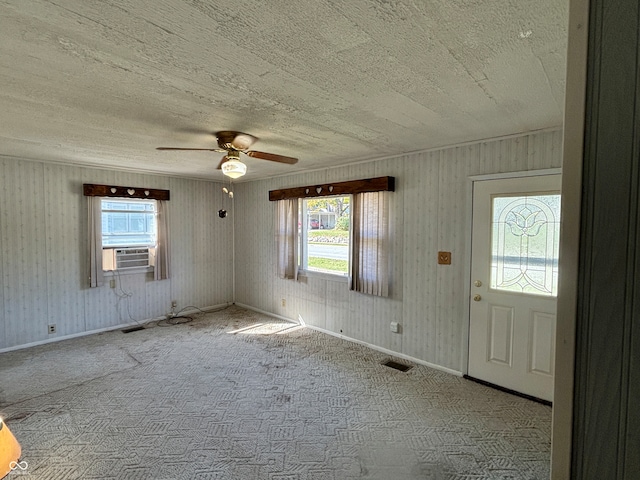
(490, 194, 561, 296)
(101, 199, 156, 247)
(86, 184, 170, 287)
(298, 196, 351, 277)
(273, 176, 392, 296)
(101, 198, 157, 271)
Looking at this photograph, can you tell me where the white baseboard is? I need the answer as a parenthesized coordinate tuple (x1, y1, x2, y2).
(0, 302, 233, 354)
(234, 303, 300, 325)
(3, 301, 463, 378)
(306, 324, 463, 377)
(235, 303, 463, 377)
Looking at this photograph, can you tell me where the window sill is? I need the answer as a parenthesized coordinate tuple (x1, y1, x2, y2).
(298, 269, 349, 283)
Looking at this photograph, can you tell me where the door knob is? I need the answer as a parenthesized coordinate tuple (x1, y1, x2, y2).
(473, 294, 481, 302)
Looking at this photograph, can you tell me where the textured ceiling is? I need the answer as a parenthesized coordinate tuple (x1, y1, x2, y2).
(0, 1, 567, 181)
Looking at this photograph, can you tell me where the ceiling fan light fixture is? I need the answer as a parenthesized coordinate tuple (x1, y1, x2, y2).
(221, 158, 247, 179)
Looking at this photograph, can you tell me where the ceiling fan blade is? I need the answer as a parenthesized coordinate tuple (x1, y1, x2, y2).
(156, 147, 220, 151)
(216, 131, 258, 151)
(216, 157, 226, 170)
(245, 150, 298, 164)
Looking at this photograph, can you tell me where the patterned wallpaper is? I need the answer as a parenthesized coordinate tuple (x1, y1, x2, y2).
(233, 130, 563, 373)
(0, 129, 562, 369)
(0, 159, 233, 350)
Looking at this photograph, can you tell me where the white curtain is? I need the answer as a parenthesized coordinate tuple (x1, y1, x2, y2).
(276, 199, 299, 280)
(350, 191, 390, 297)
(88, 196, 104, 288)
(154, 200, 170, 281)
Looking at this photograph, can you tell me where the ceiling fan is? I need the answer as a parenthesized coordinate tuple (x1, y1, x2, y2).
(157, 130, 298, 178)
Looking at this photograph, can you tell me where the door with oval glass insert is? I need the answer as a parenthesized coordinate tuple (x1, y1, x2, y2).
(468, 174, 561, 402)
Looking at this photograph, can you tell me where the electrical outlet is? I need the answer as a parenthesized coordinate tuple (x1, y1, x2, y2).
(171, 300, 178, 308)
(109, 279, 116, 288)
(390, 322, 400, 333)
(48, 324, 56, 334)
(281, 298, 286, 307)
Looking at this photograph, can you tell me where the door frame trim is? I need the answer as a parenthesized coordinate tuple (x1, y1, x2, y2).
(463, 168, 562, 376)
(469, 168, 562, 183)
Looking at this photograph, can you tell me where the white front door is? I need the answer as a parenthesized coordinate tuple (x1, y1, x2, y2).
(468, 174, 561, 402)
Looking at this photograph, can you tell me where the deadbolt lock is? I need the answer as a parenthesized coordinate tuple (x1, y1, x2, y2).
(474, 280, 482, 287)
(473, 294, 482, 302)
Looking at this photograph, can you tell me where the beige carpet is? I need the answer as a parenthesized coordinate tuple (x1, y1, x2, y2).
(0, 306, 551, 479)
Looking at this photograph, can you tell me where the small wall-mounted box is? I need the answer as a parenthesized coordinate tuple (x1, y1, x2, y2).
(390, 322, 400, 333)
(438, 251, 451, 265)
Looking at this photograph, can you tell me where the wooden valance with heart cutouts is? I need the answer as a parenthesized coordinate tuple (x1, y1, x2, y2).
(83, 183, 170, 201)
(268, 176, 394, 201)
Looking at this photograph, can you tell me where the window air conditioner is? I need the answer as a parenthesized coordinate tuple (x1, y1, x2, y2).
(103, 247, 154, 271)
(115, 247, 150, 269)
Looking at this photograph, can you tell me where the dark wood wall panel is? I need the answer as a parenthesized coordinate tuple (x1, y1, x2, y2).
(83, 183, 170, 200)
(268, 176, 394, 201)
(573, 0, 640, 477)
(628, 200, 640, 476)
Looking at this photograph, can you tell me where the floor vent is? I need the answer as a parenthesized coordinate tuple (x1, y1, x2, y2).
(121, 326, 145, 334)
(382, 360, 412, 372)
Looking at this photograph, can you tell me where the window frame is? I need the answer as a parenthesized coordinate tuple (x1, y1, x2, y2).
(101, 198, 157, 249)
(271, 177, 393, 295)
(297, 195, 352, 281)
(100, 197, 158, 274)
